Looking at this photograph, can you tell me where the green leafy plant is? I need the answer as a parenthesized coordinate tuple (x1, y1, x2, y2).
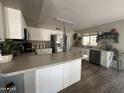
(0, 40, 22, 55)
(73, 33, 78, 40)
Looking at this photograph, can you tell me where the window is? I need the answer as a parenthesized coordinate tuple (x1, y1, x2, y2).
(82, 34, 97, 46)
(90, 35, 97, 46)
(82, 36, 90, 46)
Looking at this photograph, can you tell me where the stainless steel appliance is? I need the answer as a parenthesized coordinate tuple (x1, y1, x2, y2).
(89, 49, 101, 65)
(51, 35, 64, 53)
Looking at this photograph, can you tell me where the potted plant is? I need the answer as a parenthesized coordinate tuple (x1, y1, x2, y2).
(0, 40, 22, 63)
(73, 33, 78, 41)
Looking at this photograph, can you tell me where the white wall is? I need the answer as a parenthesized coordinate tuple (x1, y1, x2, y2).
(78, 19, 124, 52)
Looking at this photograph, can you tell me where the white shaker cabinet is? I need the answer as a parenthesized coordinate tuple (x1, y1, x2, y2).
(21, 13, 27, 29)
(28, 27, 41, 41)
(36, 64, 64, 93)
(101, 51, 113, 68)
(24, 59, 81, 93)
(5, 7, 26, 39)
(0, 3, 5, 41)
(28, 27, 64, 41)
(28, 27, 51, 41)
(40, 29, 51, 41)
(37, 59, 82, 92)
(63, 59, 81, 88)
(24, 71, 36, 93)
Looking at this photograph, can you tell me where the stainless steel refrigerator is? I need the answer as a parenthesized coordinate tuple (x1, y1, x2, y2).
(51, 34, 69, 53)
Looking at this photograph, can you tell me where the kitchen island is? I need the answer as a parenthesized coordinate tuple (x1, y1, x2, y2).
(0, 51, 82, 93)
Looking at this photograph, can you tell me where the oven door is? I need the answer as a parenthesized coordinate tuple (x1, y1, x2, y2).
(89, 50, 101, 65)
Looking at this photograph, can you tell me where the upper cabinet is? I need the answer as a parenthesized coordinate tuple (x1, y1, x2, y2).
(0, 3, 5, 41)
(28, 27, 42, 41)
(28, 27, 51, 41)
(5, 7, 27, 39)
(28, 27, 64, 41)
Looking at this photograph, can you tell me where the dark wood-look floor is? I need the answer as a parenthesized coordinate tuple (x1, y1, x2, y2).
(59, 60, 124, 93)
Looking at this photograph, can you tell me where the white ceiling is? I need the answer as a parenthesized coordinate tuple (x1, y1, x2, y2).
(40, 0, 124, 30)
(1, 0, 124, 30)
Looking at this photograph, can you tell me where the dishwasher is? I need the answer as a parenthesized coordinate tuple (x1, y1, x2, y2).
(89, 49, 101, 65)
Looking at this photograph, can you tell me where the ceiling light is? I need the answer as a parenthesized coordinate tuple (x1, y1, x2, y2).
(56, 17, 75, 25)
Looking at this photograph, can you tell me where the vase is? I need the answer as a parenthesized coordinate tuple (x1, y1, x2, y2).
(0, 54, 13, 63)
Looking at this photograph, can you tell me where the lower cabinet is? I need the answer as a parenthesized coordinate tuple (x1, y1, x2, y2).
(24, 59, 81, 93)
(36, 64, 64, 93)
(63, 60, 81, 88)
(0, 3, 5, 41)
(24, 71, 36, 93)
(100, 51, 113, 68)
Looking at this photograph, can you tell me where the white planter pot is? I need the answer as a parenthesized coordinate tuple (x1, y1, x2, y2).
(0, 54, 13, 63)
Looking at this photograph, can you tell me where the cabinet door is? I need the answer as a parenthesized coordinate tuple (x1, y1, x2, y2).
(24, 71, 36, 93)
(28, 27, 41, 41)
(28, 27, 64, 41)
(101, 51, 113, 68)
(0, 3, 4, 41)
(63, 59, 81, 88)
(28, 28, 50, 41)
(21, 13, 27, 39)
(40, 29, 50, 41)
(5, 8, 23, 39)
(36, 64, 64, 93)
